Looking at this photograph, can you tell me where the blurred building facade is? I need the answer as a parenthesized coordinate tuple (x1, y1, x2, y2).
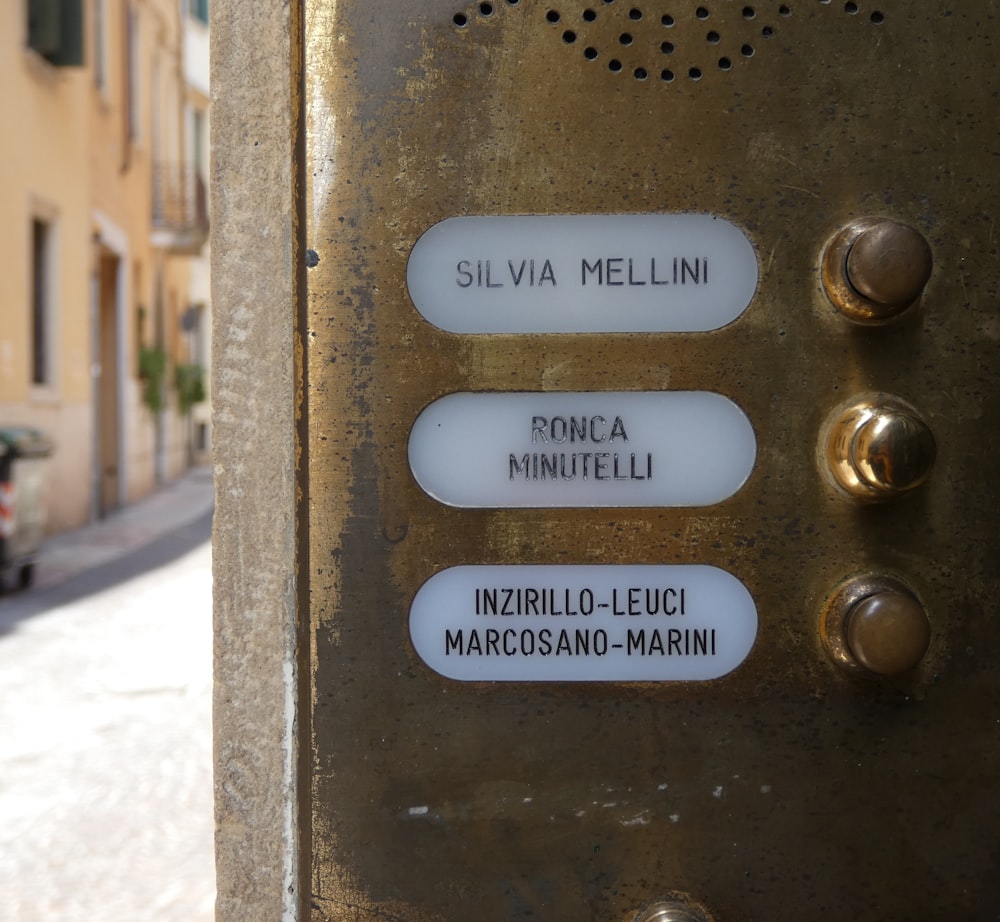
(0, 0, 211, 534)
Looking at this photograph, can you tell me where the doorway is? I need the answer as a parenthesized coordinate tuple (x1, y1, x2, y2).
(95, 249, 121, 518)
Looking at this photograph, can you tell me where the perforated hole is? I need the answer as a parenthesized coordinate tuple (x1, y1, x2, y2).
(452, 1, 889, 84)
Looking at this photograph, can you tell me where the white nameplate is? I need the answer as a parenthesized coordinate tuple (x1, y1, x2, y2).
(406, 214, 758, 333)
(410, 565, 758, 682)
(408, 391, 756, 508)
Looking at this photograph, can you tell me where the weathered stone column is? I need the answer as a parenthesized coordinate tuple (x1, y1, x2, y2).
(211, 3, 299, 920)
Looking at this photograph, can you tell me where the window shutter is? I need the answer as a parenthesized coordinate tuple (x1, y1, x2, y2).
(27, 0, 61, 57)
(26, 0, 84, 67)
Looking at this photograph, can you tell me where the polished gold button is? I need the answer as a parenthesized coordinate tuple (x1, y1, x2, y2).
(821, 394, 936, 502)
(821, 575, 931, 677)
(635, 904, 709, 922)
(845, 590, 931, 676)
(822, 217, 932, 324)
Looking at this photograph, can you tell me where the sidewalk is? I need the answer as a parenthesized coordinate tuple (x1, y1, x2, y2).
(32, 465, 215, 591)
(0, 464, 217, 921)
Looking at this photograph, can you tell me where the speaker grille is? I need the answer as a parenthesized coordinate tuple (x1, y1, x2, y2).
(453, 1, 886, 83)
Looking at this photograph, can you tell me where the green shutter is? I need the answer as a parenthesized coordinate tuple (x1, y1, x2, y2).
(27, 0, 61, 56)
(52, 0, 84, 67)
(26, 0, 84, 67)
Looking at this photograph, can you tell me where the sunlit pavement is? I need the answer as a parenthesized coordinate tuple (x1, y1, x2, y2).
(0, 470, 215, 921)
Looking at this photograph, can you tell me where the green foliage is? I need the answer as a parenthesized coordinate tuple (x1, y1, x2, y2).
(174, 363, 206, 415)
(138, 346, 167, 414)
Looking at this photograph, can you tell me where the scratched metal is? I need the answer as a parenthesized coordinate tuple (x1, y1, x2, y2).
(302, 2, 1000, 919)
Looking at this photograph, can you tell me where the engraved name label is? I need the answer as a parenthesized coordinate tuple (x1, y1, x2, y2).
(408, 391, 756, 508)
(410, 565, 758, 682)
(406, 214, 758, 333)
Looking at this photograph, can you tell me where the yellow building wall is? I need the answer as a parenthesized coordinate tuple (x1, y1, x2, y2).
(1, 0, 208, 535)
(0, 4, 94, 532)
(89, 0, 194, 504)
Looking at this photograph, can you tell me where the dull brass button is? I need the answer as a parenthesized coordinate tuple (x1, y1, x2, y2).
(846, 221, 933, 308)
(822, 217, 932, 324)
(845, 590, 931, 676)
(820, 575, 931, 677)
(821, 394, 936, 501)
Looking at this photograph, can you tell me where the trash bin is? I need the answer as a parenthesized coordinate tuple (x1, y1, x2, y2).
(0, 427, 54, 591)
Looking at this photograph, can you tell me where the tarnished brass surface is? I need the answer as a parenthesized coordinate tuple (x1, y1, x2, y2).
(821, 393, 936, 501)
(302, 2, 1000, 919)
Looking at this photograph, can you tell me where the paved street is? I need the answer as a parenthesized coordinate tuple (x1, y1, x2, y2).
(0, 469, 215, 921)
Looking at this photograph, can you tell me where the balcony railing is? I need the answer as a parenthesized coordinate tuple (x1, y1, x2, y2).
(151, 163, 209, 254)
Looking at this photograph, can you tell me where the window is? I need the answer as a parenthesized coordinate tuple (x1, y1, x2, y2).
(126, 7, 139, 139)
(31, 218, 52, 386)
(26, 0, 85, 67)
(93, 0, 106, 90)
(192, 108, 205, 177)
(182, 303, 206, 366)
(188, 0, 208, 25)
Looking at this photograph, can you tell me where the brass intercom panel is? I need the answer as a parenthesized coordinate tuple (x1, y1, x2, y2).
(302, 2, 1000, 918)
